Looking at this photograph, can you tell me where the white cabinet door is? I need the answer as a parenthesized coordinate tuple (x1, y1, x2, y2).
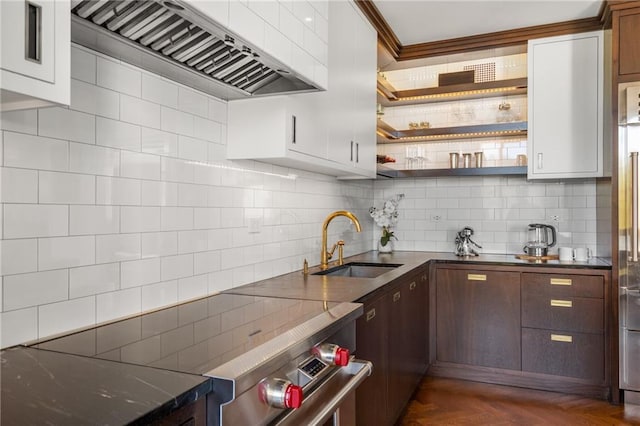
(0, 0, 70, 111)
(325, 0, 376, 178)
(528, 31, 604, 179)
(352, 8, 377, 176)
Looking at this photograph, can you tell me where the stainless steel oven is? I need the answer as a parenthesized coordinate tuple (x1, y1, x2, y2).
(32, 294, 371, 425)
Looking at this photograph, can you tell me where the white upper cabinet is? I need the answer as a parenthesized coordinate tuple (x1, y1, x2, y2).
(227, 0, 377, 179)
(527, 30, 605, 179)
(325, 0, 377, 177)
(1, 0, 70, 111)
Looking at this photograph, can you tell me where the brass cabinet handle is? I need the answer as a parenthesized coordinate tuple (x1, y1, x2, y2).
(550, 278, 572, 286)
(468, 274, 486, 281)
(422, 273, 428, 281)
(550, 299, 573, 308)
(409, 281, 417, 290)
(551, 334, 573, 343)
(393, 291, 401, 302)
(366, 308, 376, 321)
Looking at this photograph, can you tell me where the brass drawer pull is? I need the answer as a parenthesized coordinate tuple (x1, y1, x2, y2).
(551, 334, 573, 343)
(393, 292, 401, 302)
(366, 308, 376, 321)
(550, 299, 573, 308)
(409, 281, 417, 290)
(468, 274, 486, 281)
(550, 278, 572, 286)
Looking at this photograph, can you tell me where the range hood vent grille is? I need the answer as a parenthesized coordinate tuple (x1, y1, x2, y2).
(70, 0, 318, 99)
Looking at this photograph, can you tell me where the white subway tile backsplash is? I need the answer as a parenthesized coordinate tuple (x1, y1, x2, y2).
(161, 254, 194, 281)
(141, 74, 178, 108)
(120, 95, 161, 129)
(96, 233, 141, 263)
(1, 168, 38, 203)
(121, 258, 161, 288)
(161, 157, 195, 183)
(279, 5, 304, 47)
(70, 205, 119, 235)
(141, 128, 178, 157)
(248, 0, 279, 28)
(293, 1, 315, 29)
(228, 2, 265, 50)
(178, 136, 208, 162)
(39, 171, 95, 205)
(141, 181, 178, 206)
(1, 308, 37, 348)
(69, 142, 120, 176)
(3, 269, 68, 311)
(161, 207, 194, 231)
(141, 280, 178, 311)
(0, 239, 37, 275)
(4, 204, 68, 239)
(178, 183, 208, 208)
(208, 99, 227, 124)
(161, 107, 194, 136)
(69, 263, 119, 298)
(178, 230, 208, 254)
(303, 26, 327, 64)
(178, 88, 208, 118)
(71, 46, 96, 84)
(121, 151, 160, 180)
(39, 236, 95, 270)
(0, 109, 37, 134)
(194, 250, 221, 275)
(97, 288, 141, 323)
(97, 176, 141, 206)
(264, 25, 293, 71)
(141, 232, 178, 259)
(38, 107, 96, 144)
(71, 79, 119, 119)
(96, 117, 141, 151)
(39, 297, 96, 338)
(4, 132, 68, 172)
(121, 206, 161, 233)
(178, 274, 208, 302)
(193, 118, 222, 144)
(194, 208, 220, 229)
(97, 57, 142, 97)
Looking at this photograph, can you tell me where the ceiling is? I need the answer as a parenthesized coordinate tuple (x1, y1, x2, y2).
(372, 0, 604, 46)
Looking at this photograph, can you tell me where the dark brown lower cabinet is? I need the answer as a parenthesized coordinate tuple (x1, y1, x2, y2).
(431, 265, 611, 401)
(436, 268, 521, 370)
(356, 267, 429, 426)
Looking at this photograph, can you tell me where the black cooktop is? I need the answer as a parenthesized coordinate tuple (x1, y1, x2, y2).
(33, 293, 339, 375)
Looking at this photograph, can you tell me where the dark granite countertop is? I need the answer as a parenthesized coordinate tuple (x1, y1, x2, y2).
(225, 250, 612, 303)
(0, 346, 211, 425)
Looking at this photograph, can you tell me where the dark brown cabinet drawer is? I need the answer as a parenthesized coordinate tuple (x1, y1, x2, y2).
(522, 327, 604, 381)
(522, 273, 603, 299)
(522, 292, 604, 333)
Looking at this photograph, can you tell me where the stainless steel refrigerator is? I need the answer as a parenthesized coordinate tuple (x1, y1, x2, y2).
(619, 84, 640, 404)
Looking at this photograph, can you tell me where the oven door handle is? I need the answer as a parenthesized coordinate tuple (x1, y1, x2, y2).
(275, 359, 372, 426)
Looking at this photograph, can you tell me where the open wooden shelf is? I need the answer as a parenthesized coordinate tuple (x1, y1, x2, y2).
(376, 165, 527, 179)
(377, 120, 527, 143)
(377, 77, 528, 107)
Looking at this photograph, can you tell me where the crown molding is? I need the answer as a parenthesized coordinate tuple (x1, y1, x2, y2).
(356, 1, 608, 61)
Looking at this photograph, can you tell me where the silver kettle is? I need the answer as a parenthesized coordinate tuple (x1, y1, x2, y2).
(523, 223, 556, 257)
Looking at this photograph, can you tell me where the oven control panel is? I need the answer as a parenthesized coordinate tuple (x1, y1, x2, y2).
(299, 357, 328, 379)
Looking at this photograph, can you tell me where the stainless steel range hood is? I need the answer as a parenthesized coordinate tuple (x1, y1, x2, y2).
(70, 0, 321, 100)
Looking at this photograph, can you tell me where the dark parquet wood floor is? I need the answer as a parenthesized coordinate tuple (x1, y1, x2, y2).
(398, 377, 640, 425)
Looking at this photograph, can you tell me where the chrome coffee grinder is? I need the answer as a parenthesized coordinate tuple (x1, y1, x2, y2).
(455, 226, 482, 256)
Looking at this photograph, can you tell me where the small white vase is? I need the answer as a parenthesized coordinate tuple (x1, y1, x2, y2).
(378, 239, 393, 253)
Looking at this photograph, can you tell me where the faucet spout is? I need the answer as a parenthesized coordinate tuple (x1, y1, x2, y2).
(321, 211, 362, 270)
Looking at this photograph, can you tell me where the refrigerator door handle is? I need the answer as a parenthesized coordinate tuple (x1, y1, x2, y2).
(632, 152, 639, 262)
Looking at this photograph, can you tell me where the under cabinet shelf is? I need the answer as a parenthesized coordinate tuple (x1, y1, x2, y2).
(377, 77, 528, 107)
(376, 165, 527, 178)
(377, 120, 528, 143)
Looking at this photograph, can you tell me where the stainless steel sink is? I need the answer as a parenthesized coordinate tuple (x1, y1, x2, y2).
(312, 262, 403, 278)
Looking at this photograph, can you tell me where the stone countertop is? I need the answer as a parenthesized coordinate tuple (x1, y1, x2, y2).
(0, 346, 211, 425)
(224, 251, 612, 303)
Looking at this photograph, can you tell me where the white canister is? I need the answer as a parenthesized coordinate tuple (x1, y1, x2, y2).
(558, 247, 574, 261)
(574, 247, 591, 261)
